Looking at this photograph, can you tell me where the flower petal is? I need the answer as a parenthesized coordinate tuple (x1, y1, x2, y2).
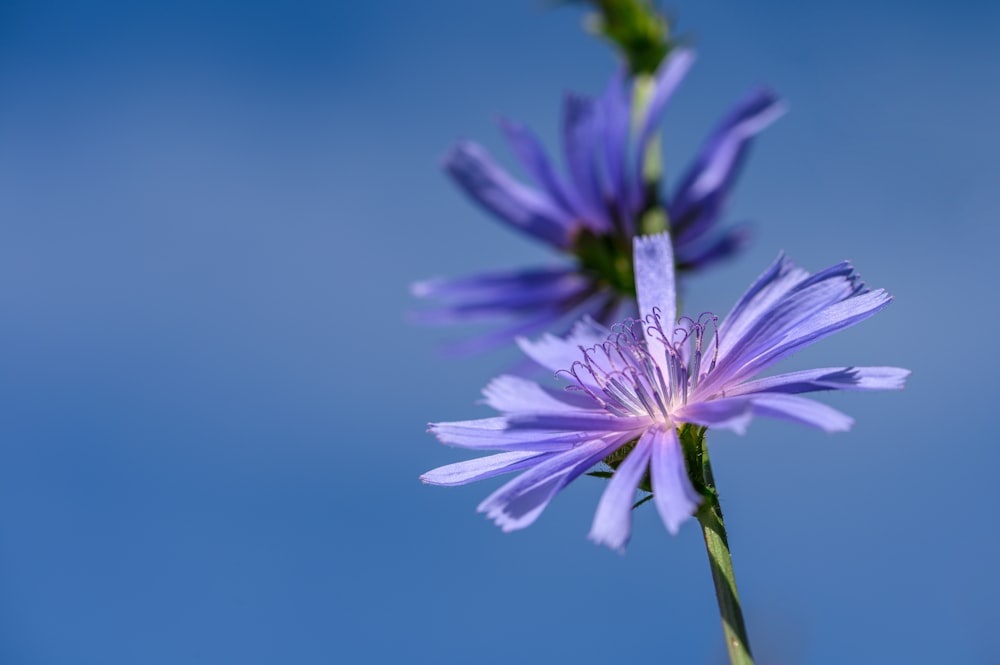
(674, 224, 751, 271)
(633, 232, 677, 327)
(410, 268, 595, 324)
(649, 426, 701, 534)
(412, 266, 579, 302)
(421, 451, 554, 487)
(445, 142, 574, 248)
(671, 88, 785, 246)
(733, 289, 894, 382)
(674, 397, 755, 435)
(430, 418, 592, 452)
(716, 253, 809, 358)
(441, 288, 611, 356)
(746, 393, 854, 432)
(516, 318, 611, 379)
(506, 411, 650, 434)
(588, 429, 654, 552)
(498, 117, 577, 216)
(599, 67, 634, 230)
(478, 437, 626, 532)
(562, 94, 613, 233)
(712, 262, 865, 376)
(482, 374, 597, 413)
(725, 366, 911, 396)
(702, 257, 888, 396)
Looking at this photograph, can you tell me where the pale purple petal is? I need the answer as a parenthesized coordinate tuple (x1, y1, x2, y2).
(671, 88, 785, 245)
(517, 318, 612, 379)
(412, 266, 579, 302)
(674, 224, 751, 271)
(732, 289, 894, 382)
(747, 393, 854, 432)
(430, 418, 593, 451)
(649, 426, 701, 534)
(674, 397, 754, 435)
(498, 117, 577, 216)
(506, 411, 650, 434)
(566, 316, 616, 345)
(711, 262, 865, 376)
(726, 366, 911, 396)
(562, 94, 613, 232)
(442, 288, 611, 356)
(703, 258, 882, 395)
(599, 67, 633, 229)
(410, 269, 595, 324)
(518, 330, 595, 376)
(421, 451, 554, 487)
(716, 253, 809, 357)
(482, 375, 598, 413)
(633, 232, 677, 327)
(445, 142, 574, 248)
(478, 437, 626, 532)
(588, 430, 654, 552)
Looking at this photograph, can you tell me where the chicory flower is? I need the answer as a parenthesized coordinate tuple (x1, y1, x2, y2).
(413, 51, 785, 354)
(422, 233, 908, 551)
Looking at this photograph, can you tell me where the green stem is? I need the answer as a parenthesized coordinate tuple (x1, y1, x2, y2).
(695, 442, 754, 665)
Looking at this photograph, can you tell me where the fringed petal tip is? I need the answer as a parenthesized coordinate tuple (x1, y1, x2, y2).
(741, 86, 789, 129)
(440, 141, 477, 169)
(479, 506, 528, 534)
(586, 530, 629, 555)
(476, 492, 549, 534)
(887, 367, 912, 389)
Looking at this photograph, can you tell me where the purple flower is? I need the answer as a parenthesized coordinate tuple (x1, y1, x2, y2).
(421, 233, 909, 551)
(412, 51, 785, 354)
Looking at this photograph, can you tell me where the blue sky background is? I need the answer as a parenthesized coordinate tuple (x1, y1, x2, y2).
(0, 1, 997, 663)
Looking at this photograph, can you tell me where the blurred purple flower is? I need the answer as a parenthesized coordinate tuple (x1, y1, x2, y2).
(412, 50, 785, 354)
(422, 233, 908, 551)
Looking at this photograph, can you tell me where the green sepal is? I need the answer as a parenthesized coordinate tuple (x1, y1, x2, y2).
(588, 426, 718, 510)
(573, 229, 636, 297)
(632, 494, 654, 510)
(586, 470, 614, 480)
(678, 423, 718, 502)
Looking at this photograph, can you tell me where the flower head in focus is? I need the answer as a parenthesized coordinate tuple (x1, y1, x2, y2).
(412, 51, 785, 354)
(421, 233, 909, 551)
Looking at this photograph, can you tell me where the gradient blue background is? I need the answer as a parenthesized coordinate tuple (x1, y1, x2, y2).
(0, 1, 996, 663)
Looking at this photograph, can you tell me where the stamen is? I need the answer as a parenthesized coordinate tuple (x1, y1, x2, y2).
(559, 311, 720, 421)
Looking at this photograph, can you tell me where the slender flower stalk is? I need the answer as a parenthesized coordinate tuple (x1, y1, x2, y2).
(412, 52, 785, 354)
(694, 429, 754, 664)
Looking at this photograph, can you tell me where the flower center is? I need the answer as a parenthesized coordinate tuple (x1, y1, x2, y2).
(572, 229, 636, 297)
(559, 310, 719, 423)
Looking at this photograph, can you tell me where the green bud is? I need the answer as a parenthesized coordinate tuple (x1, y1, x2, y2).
(579, 0, 673, 75)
